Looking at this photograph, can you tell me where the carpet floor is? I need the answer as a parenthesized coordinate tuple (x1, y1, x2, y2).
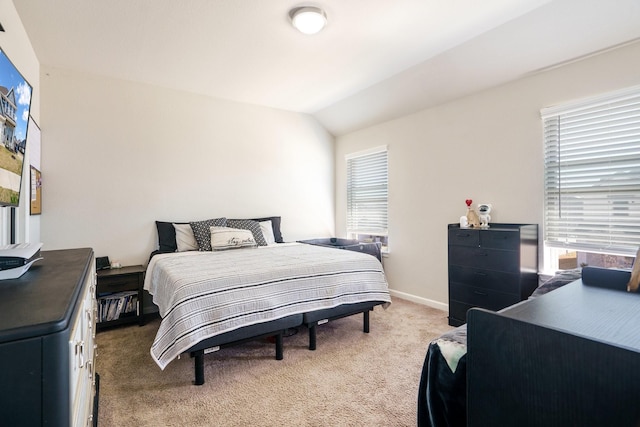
(95, 297, 453, 426)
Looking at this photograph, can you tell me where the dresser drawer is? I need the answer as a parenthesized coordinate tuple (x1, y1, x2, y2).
(449, 246, 520, 273)
(97, 274, 139, 293)
(480, 229, 520, 250)
(450, 282, 521, 311)
(449, 265, 521, 295)
(448, 228, 479, 247)
(449, 300, 473, 326)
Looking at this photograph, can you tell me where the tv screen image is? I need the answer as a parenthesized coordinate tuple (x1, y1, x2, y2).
(0, 48, 32, 207)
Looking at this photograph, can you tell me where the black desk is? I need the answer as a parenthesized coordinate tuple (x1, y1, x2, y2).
(467, 267, 640, 427)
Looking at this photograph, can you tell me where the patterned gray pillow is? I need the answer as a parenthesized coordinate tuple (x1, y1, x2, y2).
(226, 219, 268, 246)
(189, 218, 227, 251)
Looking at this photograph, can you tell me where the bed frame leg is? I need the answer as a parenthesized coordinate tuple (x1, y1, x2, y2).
(309, 323, 317, 351)
(364, 309, 371, 333)
(275, 333, 284, 360)
(194, 350, 205, 386)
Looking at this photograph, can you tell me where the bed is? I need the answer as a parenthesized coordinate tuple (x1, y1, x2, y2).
(145, 217, 391, 385)
(417, 269, 582, 427)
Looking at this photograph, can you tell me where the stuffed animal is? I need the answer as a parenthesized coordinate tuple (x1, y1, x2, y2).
(478, 204, 492, 228)
(627, 247, 640, 292)
(465, 199, 481, 228)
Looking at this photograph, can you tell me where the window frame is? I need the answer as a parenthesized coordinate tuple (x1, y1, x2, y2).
(345, 146, 389, 252)
(542, 84, 640, 267)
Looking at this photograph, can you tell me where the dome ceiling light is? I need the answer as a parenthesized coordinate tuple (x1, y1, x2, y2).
(289, 6, 327, 35)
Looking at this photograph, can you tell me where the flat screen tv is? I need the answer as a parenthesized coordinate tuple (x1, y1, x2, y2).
(0, 48, 32, 207)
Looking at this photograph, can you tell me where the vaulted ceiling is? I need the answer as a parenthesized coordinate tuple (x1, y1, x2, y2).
(14, 0, 640, 135)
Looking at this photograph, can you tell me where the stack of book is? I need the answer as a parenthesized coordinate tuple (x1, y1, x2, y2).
(97, 291, 138, 323)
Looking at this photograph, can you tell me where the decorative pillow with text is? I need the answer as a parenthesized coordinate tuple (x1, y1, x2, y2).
(226, 219, 268, 246)
(211, 226, 257, 250)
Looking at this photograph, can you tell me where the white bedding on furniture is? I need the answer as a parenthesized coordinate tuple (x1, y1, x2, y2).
(144, 243, 391, 369)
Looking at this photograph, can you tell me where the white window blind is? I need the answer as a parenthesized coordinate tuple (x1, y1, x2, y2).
(346, 147, 388, 237)
(542, 85, 640, 255)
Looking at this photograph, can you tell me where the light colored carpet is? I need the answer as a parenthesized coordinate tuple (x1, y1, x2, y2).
(95, 297, 453, 426)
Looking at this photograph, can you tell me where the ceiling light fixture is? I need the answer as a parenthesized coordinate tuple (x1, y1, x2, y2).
(289, 6, 327, 35)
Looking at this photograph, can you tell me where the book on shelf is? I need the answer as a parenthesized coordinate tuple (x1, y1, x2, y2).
(97, 291, 138, 322)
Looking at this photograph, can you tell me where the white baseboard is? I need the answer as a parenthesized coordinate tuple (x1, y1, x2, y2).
(389, 289, 448, 312)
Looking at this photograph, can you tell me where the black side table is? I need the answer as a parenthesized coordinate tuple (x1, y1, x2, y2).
(96, 265, 145, 330)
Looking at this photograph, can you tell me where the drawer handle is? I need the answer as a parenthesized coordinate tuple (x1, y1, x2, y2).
(476, 252, 488, 257)
(474, 272, 487, 277)
(456, 233, 471, 238)
(474, 290, 488, 296)
(86, 360, 93, 380)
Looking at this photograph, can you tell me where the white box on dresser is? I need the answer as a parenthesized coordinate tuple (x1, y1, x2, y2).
(0, 248, 97, 427)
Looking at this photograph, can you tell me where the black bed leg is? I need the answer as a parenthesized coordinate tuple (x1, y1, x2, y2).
(275, 333, 284, 360)
(309, 323, 317, 351)
(194, 350, 205, 386)
(364, 309, 371, 333)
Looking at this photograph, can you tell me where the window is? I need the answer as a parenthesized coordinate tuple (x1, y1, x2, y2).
(542, 85, 640, 270)
(346, 146, 388, 252)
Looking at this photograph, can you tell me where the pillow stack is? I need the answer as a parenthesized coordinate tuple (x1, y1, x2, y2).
(155, 216, 284, 252)
(190, 218, 228, 251)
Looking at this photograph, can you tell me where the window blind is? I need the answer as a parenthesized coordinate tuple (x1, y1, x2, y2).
(346, 147, 388, 236)
(542, 85, 640, 255)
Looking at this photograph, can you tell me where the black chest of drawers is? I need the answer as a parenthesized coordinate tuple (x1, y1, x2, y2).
(448, 223, 538, 326)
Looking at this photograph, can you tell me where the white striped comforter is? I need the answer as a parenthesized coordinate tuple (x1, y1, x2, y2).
(144, 243, 391, 369)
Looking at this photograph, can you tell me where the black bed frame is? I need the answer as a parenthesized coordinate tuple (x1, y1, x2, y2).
(303, 301, 381, 350)
(188, 314, 301, 385)
(152, 236, 387, 385)
(186, 301, 385, 385)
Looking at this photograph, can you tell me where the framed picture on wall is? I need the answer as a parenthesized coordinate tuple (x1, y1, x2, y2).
(30, 166, 41, 215)
(28, 116, 41, 215)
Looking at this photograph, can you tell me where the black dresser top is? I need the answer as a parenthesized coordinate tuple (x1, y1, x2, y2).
(0, 248, 93, 343)
(448, 223, 537, 231)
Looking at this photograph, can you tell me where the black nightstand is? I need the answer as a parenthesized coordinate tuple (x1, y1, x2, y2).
(96, 265, 145, 330)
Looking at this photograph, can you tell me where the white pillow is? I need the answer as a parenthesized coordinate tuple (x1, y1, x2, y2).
(173, 223, 198, 252)
(211, 226, 257, 250)
(259, 220, 276, 245)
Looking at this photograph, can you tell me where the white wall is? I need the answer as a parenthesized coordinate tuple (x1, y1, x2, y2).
(0, 0, 40, 244)
(40, 67, 335, 265)
(335, 41, 640, 309)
